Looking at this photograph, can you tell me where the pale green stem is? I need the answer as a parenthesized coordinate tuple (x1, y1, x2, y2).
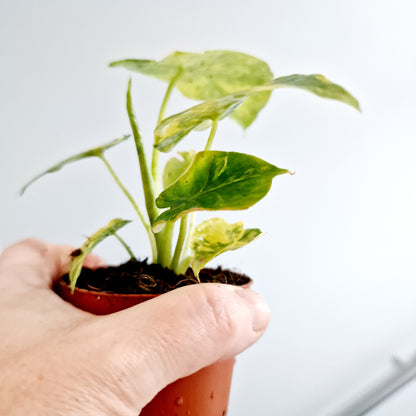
(171, 215, 189, 272)
(126, 79, 158, 224)
(98, 155, 157, 261)
(175, 212, 196, 275)
(152, 70, 183, 190)
(151, 159, 159, 195)
(182, 212, 195, 258)
(114, 232, 136, 260)
(204, 118, 219, 151)
(157, 222, 174, 267)
(157, 72, 181, 125)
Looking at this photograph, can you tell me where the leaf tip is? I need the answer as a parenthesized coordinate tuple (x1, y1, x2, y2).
(347, 95, 361, 112)
(19, 179, 34, 196)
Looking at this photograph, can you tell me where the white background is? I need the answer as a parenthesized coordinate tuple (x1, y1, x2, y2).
(1, 0, 416, 414)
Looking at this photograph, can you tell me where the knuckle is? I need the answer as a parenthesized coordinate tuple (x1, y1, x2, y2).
(198, 285, 239, 340)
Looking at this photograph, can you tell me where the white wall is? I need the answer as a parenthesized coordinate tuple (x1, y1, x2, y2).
(1, 0, 416, 414)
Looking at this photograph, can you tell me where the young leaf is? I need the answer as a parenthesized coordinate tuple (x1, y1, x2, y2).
(154, 151, 290, 227)
(162, 151, 195, 189)
(154, 74, 360, 152)
(20, 135, 130, 195)
(68, 218, 131, 292)
(110, 50, 274, 128)
(190, 218, 262, 276)
(154, 94, 245, 152)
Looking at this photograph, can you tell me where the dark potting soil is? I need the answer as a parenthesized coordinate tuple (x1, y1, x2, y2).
(62, 259, 251, 294)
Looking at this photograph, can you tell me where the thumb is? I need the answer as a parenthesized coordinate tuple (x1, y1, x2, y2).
(82, 283, 270, 411)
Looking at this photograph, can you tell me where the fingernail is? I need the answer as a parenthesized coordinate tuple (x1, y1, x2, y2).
(234, 288, 270, 332)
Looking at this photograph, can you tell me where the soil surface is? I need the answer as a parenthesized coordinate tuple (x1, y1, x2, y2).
(62, 259, 251, 294)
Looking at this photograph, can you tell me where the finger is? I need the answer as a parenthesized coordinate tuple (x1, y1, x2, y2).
(0, 239, 104, 290)
(0, 239, 72, 289)
(83, 253, 106, 270)
(77, 283, 270, 410)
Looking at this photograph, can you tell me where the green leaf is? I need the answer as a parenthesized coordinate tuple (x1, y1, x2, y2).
(154, 74, 359, 152)
(110, 50, 274, 128)
(190, 218, 262, 276)
(162, 151, 195, 189)
(153, 151, 290, 227)
(270, 74, 360, 110)
(20, 135, 130, 195)
(68, 218, 131, 292)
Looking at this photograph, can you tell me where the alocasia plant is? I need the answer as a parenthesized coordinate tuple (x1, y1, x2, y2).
(21, 50, 359, 292)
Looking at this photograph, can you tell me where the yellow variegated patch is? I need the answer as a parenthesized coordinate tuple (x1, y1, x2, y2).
(190, 218, 262, 276)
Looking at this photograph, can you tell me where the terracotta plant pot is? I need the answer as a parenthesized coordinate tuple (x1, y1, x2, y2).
(54, 278, 236, 416)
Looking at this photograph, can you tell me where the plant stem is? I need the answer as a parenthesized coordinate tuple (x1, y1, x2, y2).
(114, 232, 136, 260)
(126, 79, 158, 225)
(152, 70, 182, 190)
(176, 212, 195, 275)
(127, 79, 170, 264)
(99, 155, 157, 261)
(171, 215, 189, 272)
(157, 222, 174, 267)
(182, 212, 195, 256)
(158, 71, 181, 125)
(204, 118, 219, 151)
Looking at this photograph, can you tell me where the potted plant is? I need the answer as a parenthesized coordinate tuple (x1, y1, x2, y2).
(21, 50, 359, 416)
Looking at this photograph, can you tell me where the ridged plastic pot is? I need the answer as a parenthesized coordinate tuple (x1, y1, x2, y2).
(54, 279, 235, 416)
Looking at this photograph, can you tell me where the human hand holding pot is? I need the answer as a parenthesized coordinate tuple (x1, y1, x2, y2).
(0, 239, 270, 416)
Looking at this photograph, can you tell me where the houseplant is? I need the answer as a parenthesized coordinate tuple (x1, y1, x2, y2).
(21, 50, 359, 415)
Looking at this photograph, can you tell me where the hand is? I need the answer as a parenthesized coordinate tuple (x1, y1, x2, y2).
(0, 239, 270, 416)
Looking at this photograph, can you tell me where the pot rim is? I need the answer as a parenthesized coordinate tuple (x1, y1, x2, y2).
(54, 275, 252, 299)
(54, 277, 160, 299)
